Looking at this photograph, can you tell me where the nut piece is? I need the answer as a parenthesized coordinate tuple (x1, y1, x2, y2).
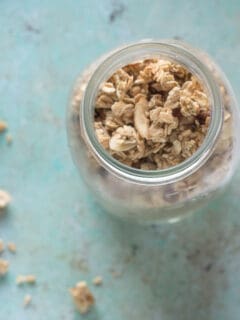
(0, 190, 11, 210)
(69, 281, 95, 314)
(0, 239, 5, 253)
(92, 276, 103, 286)
(0, 120, 7, 133)
(134, 95, 149, 139)
(7, 242, 16, 253)
(23, 294, 32, 308)
(110, 126, 137, 152)
(16, 275, 36, 285)
(0, 259, 9, 276)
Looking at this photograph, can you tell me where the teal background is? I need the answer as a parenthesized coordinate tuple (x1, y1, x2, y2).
(1, 1, 240, 319)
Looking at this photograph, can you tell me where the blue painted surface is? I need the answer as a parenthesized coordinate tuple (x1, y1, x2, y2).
(1, 1, 240, 319)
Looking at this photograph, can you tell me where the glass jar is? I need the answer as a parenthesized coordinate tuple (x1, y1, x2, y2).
(67, 40, 240, 224)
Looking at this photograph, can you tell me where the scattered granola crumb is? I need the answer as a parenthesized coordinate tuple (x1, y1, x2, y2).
(0, 259, 9, 276)
(6, 134, 13, 145)
(16, 275, 36, 285)
(94, 58, 210, 169)
(7, 242, 16, 253)
(0, 239, 5, 253)
(69, 281, 95, 314)
(92, 276, 103, 286)
(0, 190, 11, 210)
(23, 294, 32, 308)
(0, 120, 7, 133)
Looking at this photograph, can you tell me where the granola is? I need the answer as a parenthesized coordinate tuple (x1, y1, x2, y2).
(7, 242, 16, 253)
(0, 259, 9, 276)
(6, 134, 13, 145)
(0, 190, 11, 210)
(0, 120, 7, 133)
(16, 275, 36, 285)
(92, 276, 103, 286)
(69, 281, 95, 314)
(94, 58, 210, 169)
(23, 294, 32, 307)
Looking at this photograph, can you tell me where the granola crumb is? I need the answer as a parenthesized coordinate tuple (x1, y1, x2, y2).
(16, 275, 36, 285)
(7, 242, 16, 253)
(23, 294, 32, 307)
(0, 239, 5, 253)
(69, 281, 95, 314)
(0, 259, 9, 276)
(0, 190, 11, 210)
(6, 134, 13, 145)
(92, 276, 103, 286)
(0, 120, 7, 133)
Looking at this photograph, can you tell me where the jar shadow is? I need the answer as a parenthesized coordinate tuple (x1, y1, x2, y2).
(97, 180, 239, 320)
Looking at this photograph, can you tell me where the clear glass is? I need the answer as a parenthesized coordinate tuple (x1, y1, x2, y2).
(67, 40, 240, 224)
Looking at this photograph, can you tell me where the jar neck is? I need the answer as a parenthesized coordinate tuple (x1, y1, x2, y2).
(81, 40, 223, 185)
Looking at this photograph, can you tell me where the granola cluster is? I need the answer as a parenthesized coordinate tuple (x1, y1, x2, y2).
(0, 190, 11, 210)
(94, 59, 210, 169)
(16, 274, 36, 285)
(0, 259, 9, 276)
(69, 281, 95, 314)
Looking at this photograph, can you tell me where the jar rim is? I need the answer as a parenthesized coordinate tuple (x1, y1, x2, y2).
(81, 40, 224, 185)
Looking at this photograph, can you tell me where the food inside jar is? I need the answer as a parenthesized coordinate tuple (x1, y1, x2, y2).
(94, 58, 211, 170)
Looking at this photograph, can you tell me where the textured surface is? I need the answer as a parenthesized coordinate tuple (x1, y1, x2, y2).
(1, 1, 240, 319)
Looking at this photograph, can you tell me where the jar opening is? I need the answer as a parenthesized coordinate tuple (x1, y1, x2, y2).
(81, 40, 224, 185)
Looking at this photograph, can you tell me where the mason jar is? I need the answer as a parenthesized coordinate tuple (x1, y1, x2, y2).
(67, 40, 240, 224)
